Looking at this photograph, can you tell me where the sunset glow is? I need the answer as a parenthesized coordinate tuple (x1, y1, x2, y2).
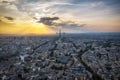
(0, 0, 120, 35)
(0, 22, 55, 35)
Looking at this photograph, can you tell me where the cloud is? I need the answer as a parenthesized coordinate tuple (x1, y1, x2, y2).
(4, 16, 14, 20)
(0, 0, 119, 33)
(1, 0, 17, 4)
(2, 1, 9, 3)
(2, 1, 11, 3)
(57, 22, 86, 29)
(40, 17, 59, 21)
(38, 17, 59, 26)
(37, 16, 86, 30)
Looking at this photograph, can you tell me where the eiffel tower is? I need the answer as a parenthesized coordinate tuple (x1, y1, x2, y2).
(59, 29, 61, 37)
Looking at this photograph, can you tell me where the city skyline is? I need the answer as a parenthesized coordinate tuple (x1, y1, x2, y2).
(0, 0, 120, 35)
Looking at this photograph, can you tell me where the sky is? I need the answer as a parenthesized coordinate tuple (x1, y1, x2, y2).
(0, 0, 120, 35)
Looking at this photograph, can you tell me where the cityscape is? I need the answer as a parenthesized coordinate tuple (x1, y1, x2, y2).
(0, 0, 120, 80)
(0, 33, 120, 80)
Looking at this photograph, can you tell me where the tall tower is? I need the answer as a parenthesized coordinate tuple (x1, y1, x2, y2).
(59, 29, 61, 37)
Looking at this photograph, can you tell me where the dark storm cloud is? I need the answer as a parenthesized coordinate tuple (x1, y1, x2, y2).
(2, 1, 9, 3)
(4, 16, 14, 20)
(38, 17, 59, 26)
(1, 0, 14, 5)
(37, 16, 86, 29)
(40, 17, 59, 21)
(57, 22, 86, 29)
